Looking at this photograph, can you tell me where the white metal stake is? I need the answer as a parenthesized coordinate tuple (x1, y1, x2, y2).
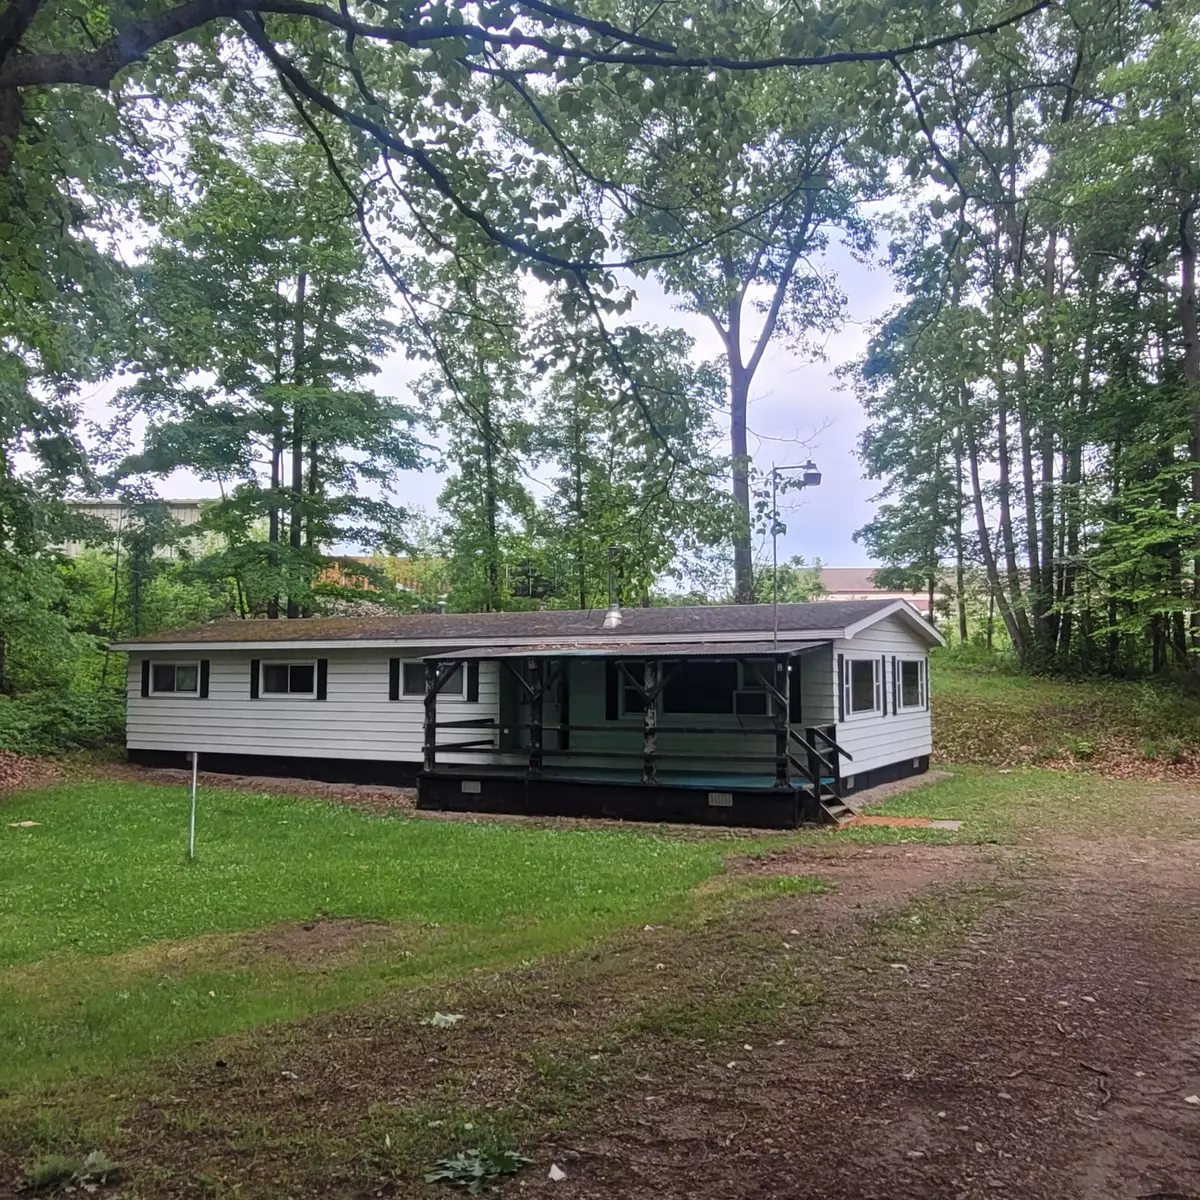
(189, 751, 198, 860)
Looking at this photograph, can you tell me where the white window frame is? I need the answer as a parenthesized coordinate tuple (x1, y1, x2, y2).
(149, 660, 201, 697)
(259, 660, 318, 699)
(897, 657, 926, 711)
(845, 656, 882, 718)
(402, 660, 465, 700)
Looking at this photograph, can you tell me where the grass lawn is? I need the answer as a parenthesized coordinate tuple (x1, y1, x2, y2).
(0, 781, 729, 1090)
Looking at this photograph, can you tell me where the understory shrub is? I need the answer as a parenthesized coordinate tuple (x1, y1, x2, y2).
(0, 690, 125, 757)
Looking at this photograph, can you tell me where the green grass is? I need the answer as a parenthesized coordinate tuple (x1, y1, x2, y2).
(0, 782, 729, 1088)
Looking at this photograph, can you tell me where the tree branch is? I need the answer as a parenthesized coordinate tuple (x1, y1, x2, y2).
(0, 0, 45, 66)
(0, 0, 1052, 90)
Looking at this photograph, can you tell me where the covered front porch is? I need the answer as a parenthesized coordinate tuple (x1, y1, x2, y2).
(415, 640, 853, 828)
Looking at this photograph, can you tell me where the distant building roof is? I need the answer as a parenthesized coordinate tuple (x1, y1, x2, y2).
(815, 567, 931, 615)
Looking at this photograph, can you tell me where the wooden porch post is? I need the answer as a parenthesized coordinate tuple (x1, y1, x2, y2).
(773, 654, 790, 787)
(423, 659, 438, 772)
(642, 658, 659, 785)
(528, 657, 544, 777)
(559, 657, 570, 750)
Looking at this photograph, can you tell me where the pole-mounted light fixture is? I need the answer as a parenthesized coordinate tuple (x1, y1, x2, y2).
(769, 460, 822, 651)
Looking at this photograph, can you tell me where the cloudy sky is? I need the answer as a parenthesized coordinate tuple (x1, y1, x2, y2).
(86, 239, 899, 570)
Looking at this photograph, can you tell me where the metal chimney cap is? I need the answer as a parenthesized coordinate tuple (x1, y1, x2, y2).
(602, 604, 623, 629)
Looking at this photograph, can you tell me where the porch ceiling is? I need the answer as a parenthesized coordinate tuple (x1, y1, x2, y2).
(423, 639, 831, 660)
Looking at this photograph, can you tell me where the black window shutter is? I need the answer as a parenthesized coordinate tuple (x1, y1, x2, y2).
(924, 657, 930, 710)
(466, 661, 480, 703)
(605, 661, 619, 720)
(389, 657, 400, 701)
(250, 659, 260, 699)
(880, 655, 887, 715)
(789, 665, 802, 723)
(316, 658, 328, 700)
(141, 659, 150, 697)
(836, 653, 845, 722)
(199, 659, 210, 699)
(892, 656, 898, 712)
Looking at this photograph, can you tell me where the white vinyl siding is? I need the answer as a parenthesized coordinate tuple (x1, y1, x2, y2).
(834, 613, 932, 777)
(127, 648, 499, 764)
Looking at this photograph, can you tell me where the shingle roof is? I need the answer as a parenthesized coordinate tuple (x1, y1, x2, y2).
(111, 599, 905, 647)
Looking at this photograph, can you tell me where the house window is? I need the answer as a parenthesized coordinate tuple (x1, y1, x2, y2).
(151, 661, 199, 694)
(849, 658, 880, 714)
(899, 659, 925, 709)
(261, 662, 316, 696)
(662, 661, 739, 715)
(402, 662, 463, 697)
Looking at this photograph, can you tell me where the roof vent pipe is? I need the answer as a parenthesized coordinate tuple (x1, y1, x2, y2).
(604, 543, 624, 629)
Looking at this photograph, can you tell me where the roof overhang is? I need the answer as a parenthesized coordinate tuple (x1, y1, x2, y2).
(424, 639, 832, 660)
(108, 630, 848, 653)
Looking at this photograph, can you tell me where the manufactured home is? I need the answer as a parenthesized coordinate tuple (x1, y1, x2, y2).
(111, 599, 943, 829)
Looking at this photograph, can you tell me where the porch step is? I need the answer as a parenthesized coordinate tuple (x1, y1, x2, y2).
(820, 800, 855, 826)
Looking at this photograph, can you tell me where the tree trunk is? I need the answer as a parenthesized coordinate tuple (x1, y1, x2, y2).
(964, 393, 1025, 655)
(1058, 301, 1094, 666)
(995, 379, 1031, 649)
(482, 389, 500, 611)
(572, 408, 586, 610)
(953, 434, 967, 644)
(287, 270, 307, 620)
(1039, 230, 1058, 652)
(1180, 205, 1200, 656)
(729, 359, 753, 603)
(1014, 352, 1044, 639)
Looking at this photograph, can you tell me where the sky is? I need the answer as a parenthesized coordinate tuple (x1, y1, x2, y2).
(83, 239, 900, 570)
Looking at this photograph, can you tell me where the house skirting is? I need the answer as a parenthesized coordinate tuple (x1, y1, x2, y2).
(841, 755, 930, 794)
(417, 768, 814, 829)
(126, 748, 421, 787)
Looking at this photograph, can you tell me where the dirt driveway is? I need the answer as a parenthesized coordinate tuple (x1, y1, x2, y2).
(515, 838, 1200, 1200)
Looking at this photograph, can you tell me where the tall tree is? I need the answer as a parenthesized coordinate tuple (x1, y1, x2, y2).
(115, 120, 421, 617)
(555, 39, 874, 600)
(532, 297, 734, 607)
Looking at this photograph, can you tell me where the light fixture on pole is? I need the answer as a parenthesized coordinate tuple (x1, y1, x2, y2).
(769, 460, 822, 651)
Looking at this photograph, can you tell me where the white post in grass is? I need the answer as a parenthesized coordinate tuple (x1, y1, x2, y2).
(189, 751, 198, 860)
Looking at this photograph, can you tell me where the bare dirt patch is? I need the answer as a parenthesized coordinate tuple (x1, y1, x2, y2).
(235, 918, 398, 966)
(729, 842, 999, 914)
(518, 838, 1200, 1200)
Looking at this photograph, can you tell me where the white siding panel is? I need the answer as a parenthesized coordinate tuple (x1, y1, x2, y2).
(833, 614, 932, 777)
(797, 644, 837, 725)
(127, 648, 501, 764)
